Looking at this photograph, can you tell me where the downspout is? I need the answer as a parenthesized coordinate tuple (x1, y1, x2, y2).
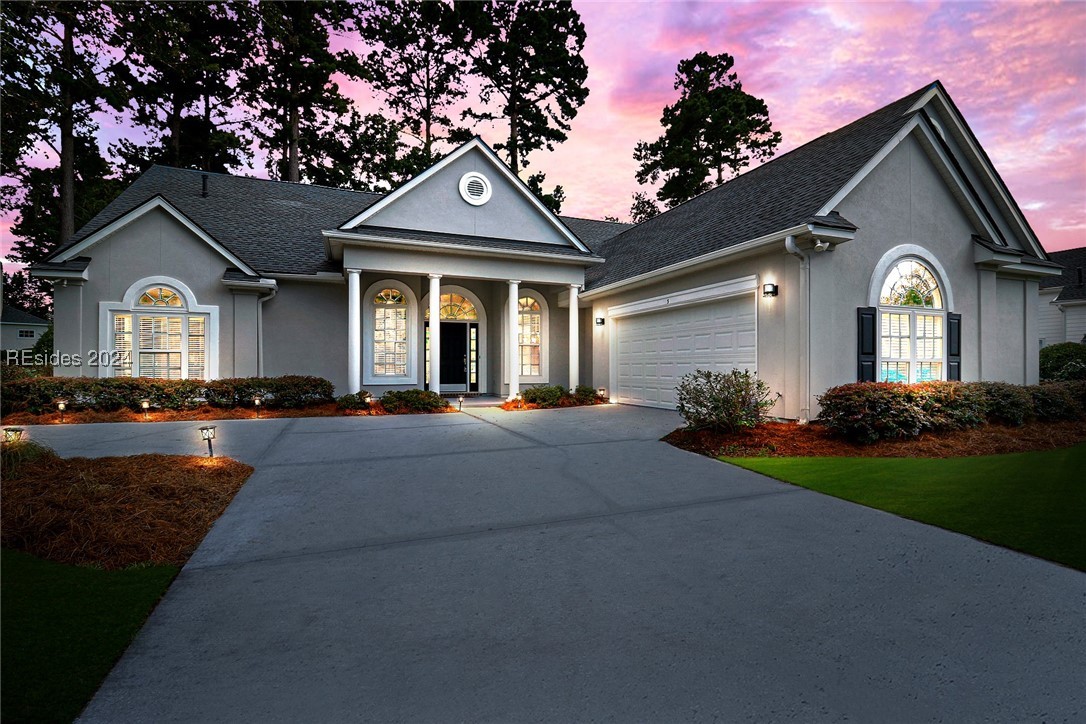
(257, 286, 277, 377)
(784, 235, 811, 423)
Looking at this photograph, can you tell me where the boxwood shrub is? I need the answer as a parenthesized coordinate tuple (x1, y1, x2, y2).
(1, 375, 334, 415)
(379, 389, 448, 414)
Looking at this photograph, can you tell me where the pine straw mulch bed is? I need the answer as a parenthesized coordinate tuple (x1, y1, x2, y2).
(0, 401, 456, 426)
(1, 446, 254, 569)
(499, 399, 607, 411)
(664, 419, 1086, 458)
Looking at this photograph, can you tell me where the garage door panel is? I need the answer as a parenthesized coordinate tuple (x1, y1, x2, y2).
(615, 294, 757, 408)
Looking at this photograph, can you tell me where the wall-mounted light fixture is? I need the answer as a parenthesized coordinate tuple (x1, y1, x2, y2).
(3, 427, 25, 444)
(199, 425, 217, 457)
(253, 395, 263, 418)
(141, 398, 151, 420)
(595, 317, 605, 326)
(762, 283, 779, 298)
(56, 398, 68, 422)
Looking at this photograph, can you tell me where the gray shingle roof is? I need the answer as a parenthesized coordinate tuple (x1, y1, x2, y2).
(1, 305, 49, 325)
(51, 166, 628, 277)
(1040, 246, 1086, 302)
(585, 83, 936, 290)
(346, 225, 603, 260)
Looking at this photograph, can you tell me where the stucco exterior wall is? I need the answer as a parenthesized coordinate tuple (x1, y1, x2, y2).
(54, 208, 242, 378)
(261, 279, 349, 390)
(361, 148, 570, 246)
(584, 248, 802, 418)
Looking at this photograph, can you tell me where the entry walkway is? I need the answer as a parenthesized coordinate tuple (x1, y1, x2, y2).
(22, 406, 1085, 722)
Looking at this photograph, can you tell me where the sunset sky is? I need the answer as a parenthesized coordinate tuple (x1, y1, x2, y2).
(3, 0, 1084, 269)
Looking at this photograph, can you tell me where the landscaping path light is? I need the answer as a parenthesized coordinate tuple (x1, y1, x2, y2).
(199, 425, 217, 457)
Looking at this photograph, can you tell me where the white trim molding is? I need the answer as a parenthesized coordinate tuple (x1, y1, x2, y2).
(362, 278, 419, 387)
(607, 275, 758, 319)
(53, 196, 257, 276)
(97, 275, 220, 380)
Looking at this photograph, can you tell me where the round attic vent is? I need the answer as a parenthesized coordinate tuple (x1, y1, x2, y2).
(458, 172, 492, 206)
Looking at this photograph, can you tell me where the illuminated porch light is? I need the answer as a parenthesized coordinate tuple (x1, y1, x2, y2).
(595, 317, 605, 326)
(762, 283, 779, 297)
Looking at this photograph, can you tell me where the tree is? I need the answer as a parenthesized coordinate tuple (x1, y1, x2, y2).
(629, 191, 660, 223)
(299, 109, 408, 192)
(357, 0, 470, 176)
(461, 0, 589, 174)
(526, 172, 565, 214)
(634, 52, 781, 208)
(109, 2, 254, 177)
(1, 1, 119, 241)
(2, 270, 52, 320)
(240, 1, 365, 183)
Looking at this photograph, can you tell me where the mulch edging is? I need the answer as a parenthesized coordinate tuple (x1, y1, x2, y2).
(664, 419, 1086, 458)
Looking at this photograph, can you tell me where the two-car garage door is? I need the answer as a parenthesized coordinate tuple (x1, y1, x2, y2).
(615, 294, 756, 408)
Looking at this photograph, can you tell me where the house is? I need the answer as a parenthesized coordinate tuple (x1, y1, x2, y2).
(1, 305, 50, 352)
(1038, 247, 1086, 347)
(32, 81, 1060, 419)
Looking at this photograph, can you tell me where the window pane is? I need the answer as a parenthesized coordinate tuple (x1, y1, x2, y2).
(139, 352, 182, 379)
(375, 306, 408, 376)
(138, 287, 183, 307)
(880, 312, 910, 360)
(518, 308, 542, 376)
(113, 314, 133, 377)
(917, 362, 942, 382)
(188, 317, 206, 379)
(916, 314, 943, 360)
(879, 260, 943, 308)
(880, 362, 909, 383)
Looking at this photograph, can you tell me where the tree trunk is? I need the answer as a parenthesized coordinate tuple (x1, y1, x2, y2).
(59, 13, 75, 243)
(508, 102, 519, 174)
(288, 102, 300, 182)
(169, 93, 182, 167)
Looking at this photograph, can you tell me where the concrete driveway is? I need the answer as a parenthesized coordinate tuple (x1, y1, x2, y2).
(26, 405, 1085, 722)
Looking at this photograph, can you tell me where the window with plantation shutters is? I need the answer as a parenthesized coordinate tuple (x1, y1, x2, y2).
(874, 258, 947, 383)
(109, 284, 209, 380)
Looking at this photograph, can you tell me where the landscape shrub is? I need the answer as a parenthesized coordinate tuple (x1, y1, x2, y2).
(572, 385, 602, 405)
(916, 381, 987, 431)
(816, 383, 929, 444)
(380, 389, 448, 414)
(521, 384, 568, 408)
(969, 381, 1034, 426)
(676, 369, 779, 433)
(336, 392, 371, 411)
(1027, 383, 1082, 421)
(1039, 341, 1086, 381)
(1, 375, 335, 415)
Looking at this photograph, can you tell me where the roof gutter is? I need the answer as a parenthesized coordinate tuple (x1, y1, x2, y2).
(580, 224, 808, 300)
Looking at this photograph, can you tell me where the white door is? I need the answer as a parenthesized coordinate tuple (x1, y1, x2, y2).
(615, 295, 757, 408)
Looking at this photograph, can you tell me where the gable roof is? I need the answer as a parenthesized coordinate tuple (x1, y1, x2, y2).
(1040, 246, 1086, 302)
(586, 84, 936, 290)
(48, 165, 628, 277)
(1, 305, 49, 326)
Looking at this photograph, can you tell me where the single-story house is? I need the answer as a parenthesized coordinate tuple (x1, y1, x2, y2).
(33, 81, 1061, 419)
(1, 305, 50, 352)
(1038, 246, 1086, 347)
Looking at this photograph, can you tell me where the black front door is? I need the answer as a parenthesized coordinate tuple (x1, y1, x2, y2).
(440, 321, 468, 387)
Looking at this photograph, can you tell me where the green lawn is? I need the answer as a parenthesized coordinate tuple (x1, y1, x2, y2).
(726, 444, 1086, 571)
(1, 549, 178, 723)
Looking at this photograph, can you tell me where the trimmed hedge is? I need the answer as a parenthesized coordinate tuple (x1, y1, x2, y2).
(379, 389, 448, 414)
(520, 384, 603, 408)
(1, 375, 334, 415)
(336, 392, 372, 411)
(817, 380, 1086, 443)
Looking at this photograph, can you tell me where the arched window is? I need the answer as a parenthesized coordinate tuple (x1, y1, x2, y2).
(424, 293, 478, 320)
(104, 278, 216, 380)
(878, 259, 945, 382)
(373, 288, 409, 377)
(518, 296, 543, 377)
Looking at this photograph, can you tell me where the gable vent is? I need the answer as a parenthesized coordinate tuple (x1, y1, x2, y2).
(458, 172, 492, 206)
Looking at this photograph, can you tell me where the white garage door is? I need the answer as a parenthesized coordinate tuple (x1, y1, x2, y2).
(615, 295, 757, 408)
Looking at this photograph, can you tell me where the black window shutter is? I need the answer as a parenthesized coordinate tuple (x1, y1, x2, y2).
(947, 313, 962, 381)
(857, 306, 877, 382)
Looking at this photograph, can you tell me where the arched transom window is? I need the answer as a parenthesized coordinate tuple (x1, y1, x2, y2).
(878, 259, 945, 383)
(373, 288, 409, 376)
(112, 283, 208, 380)
(518, 296, 543, 377)
(424, 293, 478, 320)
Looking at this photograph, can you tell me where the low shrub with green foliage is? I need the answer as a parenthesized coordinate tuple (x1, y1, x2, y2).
(1040, 341, 1086, 381)
(572, 385, 602, 405)
(379, 389, 448, 414)
(521, 385, 568, 407)
(676, 369, 779, 433)
(1, 375, 334, 415)
(818, 379, 1086, 443)
(336, 392, 372, 410)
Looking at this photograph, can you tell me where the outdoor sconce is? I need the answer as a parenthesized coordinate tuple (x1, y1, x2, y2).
(140, 398, 151, 420)
(458, 394, 465, 411)
(253, 395, 263, 418)
(595, 317, 605, 326)
(199, 425, 217, 457)
(3, 427, 25, 444)
(56, 398, 68, 422)
(762, 283, 779, 298)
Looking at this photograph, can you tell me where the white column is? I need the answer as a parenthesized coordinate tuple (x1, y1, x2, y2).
(508, 280, 520, 400)
(429, 274, 442, 395)
(569, 284, 580, 390)
(347, 268, 361, 394)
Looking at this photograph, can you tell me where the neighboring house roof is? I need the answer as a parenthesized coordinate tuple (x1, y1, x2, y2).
(1040, 246, 1086, 302)
(1, 306, 49, 326)
(48, 166, 629, 278)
